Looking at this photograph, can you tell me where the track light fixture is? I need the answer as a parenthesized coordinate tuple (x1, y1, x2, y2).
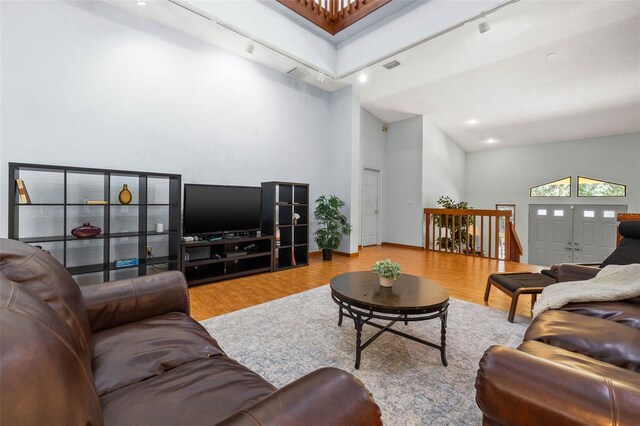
(478, 16, 490, 34)
(317, 72, 325, 83)
(245, 40, 255, 54)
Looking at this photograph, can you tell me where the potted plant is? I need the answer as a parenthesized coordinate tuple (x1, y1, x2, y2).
(313, 195, 352, 261)
(433, 195, 475, 252)
(372, 259, 401, 287)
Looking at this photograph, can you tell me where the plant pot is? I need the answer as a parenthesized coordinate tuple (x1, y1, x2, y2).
(322, 249, 333, 261)
(379, 276, 394, 287)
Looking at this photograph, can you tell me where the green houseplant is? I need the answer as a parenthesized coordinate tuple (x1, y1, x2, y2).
(433, 196, 475, 252)
(372, 259, 401, 287)
(313, 195, 352, 261)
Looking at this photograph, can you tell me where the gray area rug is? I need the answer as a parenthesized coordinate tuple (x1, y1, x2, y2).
(201, 285, 529, 425)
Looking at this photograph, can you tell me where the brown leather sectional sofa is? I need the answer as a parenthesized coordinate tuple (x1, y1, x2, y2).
(0, 238, 382, 425)
(475, 263, 640, 425)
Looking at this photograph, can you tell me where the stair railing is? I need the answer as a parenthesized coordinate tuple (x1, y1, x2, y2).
(424, 208, 522, 262)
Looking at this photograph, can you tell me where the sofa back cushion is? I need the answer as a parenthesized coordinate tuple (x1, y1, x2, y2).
(0, 276, 103, 425)
(0, 238, 92, 365)
(601, 221, 640, 267)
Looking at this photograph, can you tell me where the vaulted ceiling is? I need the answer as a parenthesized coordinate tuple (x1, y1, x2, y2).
(106, 0, 640, 151)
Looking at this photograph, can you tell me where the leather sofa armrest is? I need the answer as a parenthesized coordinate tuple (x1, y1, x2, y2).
(216, 368, 382, 426)
(552, 263, 600, 282)
(81, 271, 189, 333)
(476, 346, 640, 426)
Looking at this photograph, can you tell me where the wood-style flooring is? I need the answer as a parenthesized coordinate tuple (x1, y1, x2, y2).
(189, 245, 544, 321)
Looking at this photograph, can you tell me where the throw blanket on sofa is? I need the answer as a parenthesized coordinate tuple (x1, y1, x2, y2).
(533, 264, 640, 318)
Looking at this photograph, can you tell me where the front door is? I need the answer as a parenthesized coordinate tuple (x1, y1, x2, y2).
(528, 204, 627, 266)
(528, 205, 573, 266)
(572, 205, 624, 263)
(361, 169, 379, 246)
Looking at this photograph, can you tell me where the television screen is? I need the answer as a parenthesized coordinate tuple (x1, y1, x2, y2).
(183, 184, 262, 236)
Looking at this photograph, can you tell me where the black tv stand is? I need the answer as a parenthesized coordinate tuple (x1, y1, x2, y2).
(180, 235, 273, 286)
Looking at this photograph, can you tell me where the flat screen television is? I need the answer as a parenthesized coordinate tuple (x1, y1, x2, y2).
(183, 184, 262, 236)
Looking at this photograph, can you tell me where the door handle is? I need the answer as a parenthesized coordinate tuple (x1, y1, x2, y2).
(575, 248, 582, 251)
(564, 247, 572, 251)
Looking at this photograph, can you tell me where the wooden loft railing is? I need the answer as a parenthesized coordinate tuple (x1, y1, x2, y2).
(424, 208, 523, 262)
(277, 0, 391, 35)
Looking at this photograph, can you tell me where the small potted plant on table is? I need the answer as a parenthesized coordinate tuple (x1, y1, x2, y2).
(372, 259, 401, 287)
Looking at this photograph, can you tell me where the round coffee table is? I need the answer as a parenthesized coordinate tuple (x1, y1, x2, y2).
(330, 271, 450, 369)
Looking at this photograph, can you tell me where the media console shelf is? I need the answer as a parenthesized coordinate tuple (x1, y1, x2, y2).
(180, 235, 273, 286)
(261, 181, 309, 270)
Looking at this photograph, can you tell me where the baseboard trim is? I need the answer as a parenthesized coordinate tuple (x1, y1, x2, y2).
(334, 250, 359, 257)
(309, 250, 359, 257)
(381, 242, 424, 250)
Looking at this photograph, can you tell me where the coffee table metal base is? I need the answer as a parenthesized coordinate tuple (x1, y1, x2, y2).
(332, 294, 448, 369)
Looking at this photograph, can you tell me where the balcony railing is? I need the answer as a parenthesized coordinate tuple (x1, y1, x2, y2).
(277, 0, 391, 35)
(424, 208, 522, 262)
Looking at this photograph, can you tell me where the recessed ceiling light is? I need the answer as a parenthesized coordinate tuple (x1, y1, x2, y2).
(136, 0, 147, 5)
(546, 52, 557, 59)
(485, 138, 498, 144)
(466, 118, 480, 125)
(358, 74, 368, 83)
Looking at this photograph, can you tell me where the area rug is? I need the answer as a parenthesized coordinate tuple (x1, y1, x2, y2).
(200, 285, 529, 425)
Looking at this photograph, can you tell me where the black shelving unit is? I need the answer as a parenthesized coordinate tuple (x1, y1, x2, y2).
(8, 163, 181, 285)
(261, 181, 309, 270)
(180, 236, 273, 286)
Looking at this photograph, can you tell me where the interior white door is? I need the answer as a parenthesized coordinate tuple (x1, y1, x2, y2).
(361, 169, 379, 246)
(528, 205, 573, 266)
(573, 205, 626, 263)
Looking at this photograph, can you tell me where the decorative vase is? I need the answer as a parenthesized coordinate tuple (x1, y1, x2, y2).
(118, 184, 132, 205)
(322, 249, 332, 261)
(71, 223, 101, 238)
(379, 276, 394, 287)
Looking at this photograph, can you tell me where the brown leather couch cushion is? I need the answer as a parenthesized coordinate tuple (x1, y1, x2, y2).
(0, 277, 103, 426)
(560, 301, 640, 329)
(100, 357, 276, 426)
(82, 272, 190, 333)
(525, 310, 640, 372)
(92, 312, 225, 396)
(0, 239, 93, 366)
(518, 340, 640, 388)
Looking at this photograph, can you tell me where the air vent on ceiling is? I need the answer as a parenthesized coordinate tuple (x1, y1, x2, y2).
(383, 60, 401, 70)
(286, 67, 311, 80)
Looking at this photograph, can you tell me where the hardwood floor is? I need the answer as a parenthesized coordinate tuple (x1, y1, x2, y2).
(189, 245, 544, 321)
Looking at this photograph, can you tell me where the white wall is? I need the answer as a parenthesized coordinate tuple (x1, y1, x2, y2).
(466, 132, 640, 262)
(422, 116, 466, 208)
(384, 116, 423, 246)
(359, 107, 387, 245)
(0, 1, 336, 250)
(328, 86, 361, 253)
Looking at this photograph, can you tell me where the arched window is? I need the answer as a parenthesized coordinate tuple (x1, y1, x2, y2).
(530, 177, 571, 197)
(578, 176, 626, 197)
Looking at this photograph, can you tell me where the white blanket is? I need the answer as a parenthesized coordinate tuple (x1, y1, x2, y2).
(532, 263, 640, 318)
